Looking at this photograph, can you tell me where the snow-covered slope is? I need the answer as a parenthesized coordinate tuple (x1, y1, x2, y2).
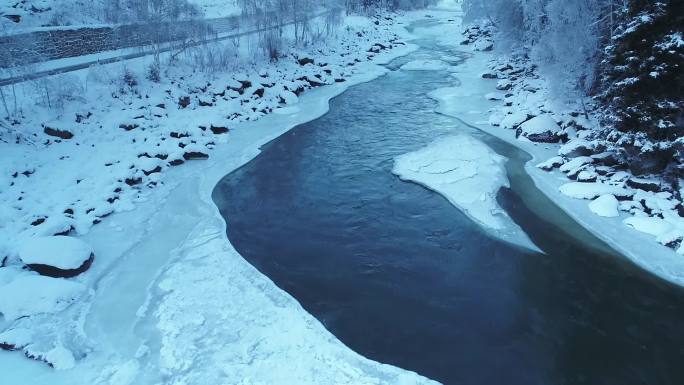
(425, 14, 684, 287)
(194, 0, 240, 18)
(0, 9, 442, 384)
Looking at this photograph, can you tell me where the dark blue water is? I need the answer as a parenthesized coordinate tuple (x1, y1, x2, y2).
(212, 33, 684, 385)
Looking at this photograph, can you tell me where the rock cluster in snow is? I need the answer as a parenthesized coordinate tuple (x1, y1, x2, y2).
(464, 22, 684, 256)
(0, 12, 411, 370)
(0, 236, 94, 369)
(460, 23, 493, 52)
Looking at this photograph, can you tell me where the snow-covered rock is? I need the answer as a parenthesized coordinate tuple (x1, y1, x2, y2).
(576, 169, 598, 182)
(516, 115, 563, 143)
(0, 275, 86, 321)
(18, 236, 94, 278)
(559, 139, 593, 158)
(559, 156, 594, 174)
(589, 194, 620, 217)
(488, 111, 505, 126)
(42, 345, 76, 370)
(495, 79, 511, 90)
(485, 92, 504, 101)
(500, 111, 530, 129)
(0, 328, 32, 351)
(473, 40, 493, 52)
(559, 182, 634, 200)
(537, 156, 565, 171)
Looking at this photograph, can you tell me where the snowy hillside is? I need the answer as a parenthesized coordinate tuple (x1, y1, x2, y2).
(457, 1, 684, 278)
(0, 1, 439, 381)
(193, 0, 240, 18)
(3, 0, 684, 384)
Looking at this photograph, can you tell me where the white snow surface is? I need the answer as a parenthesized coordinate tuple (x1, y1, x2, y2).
(0, 275, 87, 321)
(394, 135, 508, 229)
(0, 10, 439, 385)
(485, 92, 504, 101)
(559, 182, 632, 200)
(393, 135, 539, 251)
(193, 0, 240, 18)
(0, 328, 33, 348)
(43, 345, 76, 370)
(623, 216, 673, 237)
(18, 236, 93, 270)
(400, 59, 450, 71)
(427, 15, 684, 287)
(517, 115, 561, 135)
(589, 194, 620, 218)
(500, 111, 529, 129)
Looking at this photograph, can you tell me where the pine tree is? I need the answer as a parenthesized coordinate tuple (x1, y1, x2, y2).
(599, 0, 684, 176)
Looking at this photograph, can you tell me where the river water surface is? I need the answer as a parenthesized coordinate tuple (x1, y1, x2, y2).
(212, 21, 684, 385)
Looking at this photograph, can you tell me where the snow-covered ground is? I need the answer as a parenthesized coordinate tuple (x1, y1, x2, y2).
(393, 134, 539, 251)
(3, 1, 681, 383)
(194, 0, 241, 18)
(0, 10, 442, 385)
(418, 13, 684, 287)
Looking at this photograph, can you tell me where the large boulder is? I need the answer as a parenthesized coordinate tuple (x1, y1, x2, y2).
(516, 115, 564, 143)
(43, 126, 73, 140)
(589, 194, 620, 217)
(559, 139, 594, 158)
(18, 236, 94, 278)
(500, 112, 531, 129)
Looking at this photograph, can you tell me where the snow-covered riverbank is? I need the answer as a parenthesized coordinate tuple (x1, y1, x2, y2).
(416, 12, 684, 287)
(0, 11, 444, 385)
(3, 1, 681, 383)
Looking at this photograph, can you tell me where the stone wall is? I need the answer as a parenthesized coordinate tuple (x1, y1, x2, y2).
(0, 16, 240, 68)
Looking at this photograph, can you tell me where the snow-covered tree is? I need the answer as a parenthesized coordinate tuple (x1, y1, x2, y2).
(599, 0, 684, 176)
(463, 0, 610, 94)
(463, 0, 683, 177)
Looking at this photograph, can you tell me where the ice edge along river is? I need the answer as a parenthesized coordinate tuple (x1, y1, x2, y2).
(4, 2, 683, 384)
(420, 18, 684, 288)
(1, 27, 443, 385)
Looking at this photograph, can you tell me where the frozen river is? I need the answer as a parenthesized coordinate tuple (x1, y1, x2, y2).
(213, 26, 684, 385)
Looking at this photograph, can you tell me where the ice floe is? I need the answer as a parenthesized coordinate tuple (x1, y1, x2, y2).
(393, 134, 539, 250)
